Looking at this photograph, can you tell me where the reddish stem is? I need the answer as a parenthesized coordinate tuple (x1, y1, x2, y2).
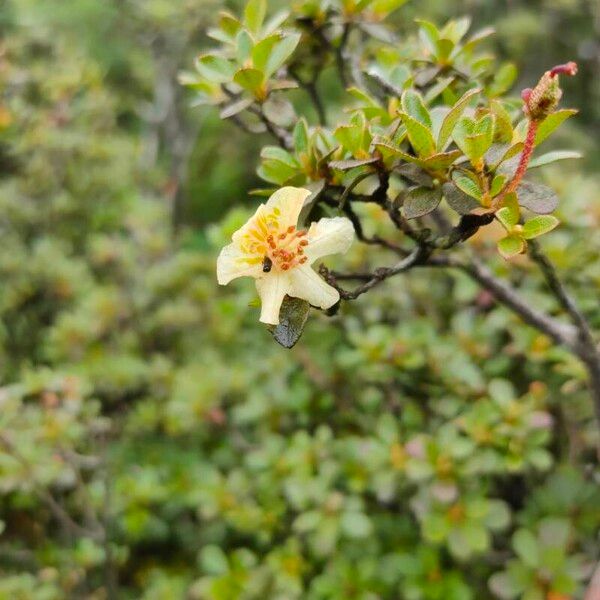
(496, 119, 538, 204)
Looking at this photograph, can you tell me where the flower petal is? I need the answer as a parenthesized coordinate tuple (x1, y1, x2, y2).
(216, 242, 262, 285)
(305, 217, 354, 263)
(264, 186, 311, 229)
(288, 264, 340, 309)
(256, 272, 291, 325)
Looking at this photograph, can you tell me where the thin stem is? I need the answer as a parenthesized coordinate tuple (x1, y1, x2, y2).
(306, 81, 327, 126)
(335, 24, 351, 88)
(496, 119, 538, 205)
(528, 240, 600, 425)
(528, 240, 596, 347)
(321, 246, 428, 299)
(288, 65, 327, 125)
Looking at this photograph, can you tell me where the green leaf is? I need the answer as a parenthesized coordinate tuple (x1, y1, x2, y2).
(340, 512, 373, 538)
(261, 146, 297, 166)
(452, 172, 482, 202)
(534, 109, 578, 146)
(517, 181, 559, 214)
(200, 545, 229, 575)
(293, 510, 321, 532)
(416, 19, 440, 56)
(441, 16, 471, 44)
(436, 38, 455, 62)
(401, 89, 431, 128)
(443, 182, 480, 215)
(397, 164, 434, 187)
(488, 62, 517, 97)
(522, 215, 559, 239)
(485, 500, 511, 531)
(334, 115, 370, 158)
(257, 161, 301, 185)
(403, 186, 442, 219)
(528, 150, 582, 169)
(454, 114, 494, 163)
(490, 174, 507, 197)
(424, 76, 454, 104)
(220, 97, 254, 119)
(265, 33, 301, 78)
(236, 29, 255, 63)
(462, 523, 490, 553)
(490, 99, 514, 143)
(329, 158, 379, 170)
(370, 0, 409, 17)
(251, 34, 281, 73)
(293, 119, 310, 154)
(538, 518, 571, 549)
(437, 87, 480, 150)
(489, 572, 524, 599)
(459, 26, 495, 56)
(489, 142, 525, 170)
(195, 54, 236, 83)
(218, 11, 243, 38)
(263, 96, 295, 127)
(233, 67, 265, 94)
(244, 0, 267, 34)
(513, 529, 540, 568)
(496, 205, 519, 232)
(269, 296, 310, 348)
(421, 150, 461, 170)
(497, 235, 525, 259)
(398, 112, 436, 158)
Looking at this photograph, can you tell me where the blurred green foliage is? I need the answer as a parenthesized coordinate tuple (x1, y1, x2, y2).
(0, 0, 599, 598)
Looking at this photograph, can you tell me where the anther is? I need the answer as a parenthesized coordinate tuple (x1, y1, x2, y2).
(287, 226, 295, 233)
(299, 257, 308, 264)
(299, 240, 308, 246)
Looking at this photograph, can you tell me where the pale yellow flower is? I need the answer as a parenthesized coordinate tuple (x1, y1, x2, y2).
(217, 187, 354, 325)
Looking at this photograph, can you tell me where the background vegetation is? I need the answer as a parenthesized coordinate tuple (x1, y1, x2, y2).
(0, 0, 599, 598)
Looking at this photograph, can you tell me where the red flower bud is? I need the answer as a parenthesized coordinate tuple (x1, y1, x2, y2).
(550, 61, 578, 78)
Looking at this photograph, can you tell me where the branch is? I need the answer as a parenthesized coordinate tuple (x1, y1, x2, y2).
(335, 24, 351, 88)
(320, 246, 429, 299)
(528, 240, 600, 426)
(0, 434, 102, 541)
(528, 240, 596, 349)
(432, 255, 579, 349)
(288, 65, 327, 126)
(251, 105, 293, 150)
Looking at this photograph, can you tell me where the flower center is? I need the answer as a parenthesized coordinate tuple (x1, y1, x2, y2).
(266, 225, 308, 271)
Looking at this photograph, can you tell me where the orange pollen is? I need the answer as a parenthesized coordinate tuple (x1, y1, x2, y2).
(259, 226, 310, 272)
